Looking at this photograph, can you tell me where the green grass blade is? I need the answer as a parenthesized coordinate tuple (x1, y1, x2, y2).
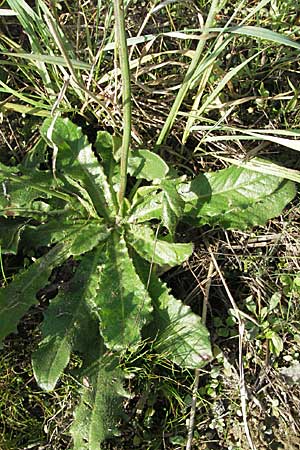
(156, 0, 220, 146)
(0, 8, 17, 16)
(189, 50, 262, 127)
(216, 157, 300, 184)
(203, 128, 300, 153)
(1, 52, 90, 70)
(209, 25, 300, 50)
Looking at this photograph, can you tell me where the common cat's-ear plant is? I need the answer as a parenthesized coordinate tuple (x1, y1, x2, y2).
(0, 117, 296, 448)
(0, 0, 297, 447)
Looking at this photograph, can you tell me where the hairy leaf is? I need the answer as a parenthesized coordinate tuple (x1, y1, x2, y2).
(95, 131, 120, 202)
(95, 131, 116, 176)
(0, 164, 72, 217)
(32, 248, 102, 391)
(0, 218, 26, 254)
(0, 243, 72, 344)
(0, 172, 54, 218)
(127, 224, 193, 267)
(71, 357, 126, 450)
(180, 166, 296, 229)
(128, 149, 169, 180)
(161, 180, 184, 236)
(152, 283, 212, 368)
(93, 232, 152, 351)
(22, 219, 110, 255)
(40, 118, 116, 219)
(134, 255, 212, 368)
(129, 187, 163, 223)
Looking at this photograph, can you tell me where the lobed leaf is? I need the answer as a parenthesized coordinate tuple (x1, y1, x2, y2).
(127, 224, 193, 268)
(161, 180, 184, 236)
(32, 248, 103, 391)
(0, 218, 27, 254)
(128, 187, 163, 223)
(180, 166, 296, 230)
(22, 219, 110, 256)
(0, 243, 72, 344)
(134, 255, 212, 368)
(71, 357, 126, 450)
(40, 118, 116, 219)
(93, 231, 152, 351)
(128, 149, 169, 181)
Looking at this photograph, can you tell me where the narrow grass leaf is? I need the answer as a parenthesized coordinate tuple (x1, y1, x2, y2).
(203, 129, 300, 153)
(1, 52, 90, 70)
(0, 9, 17, 16)
(215, 157, 300, 184)
(194, 51, 262, 119)
(223, 25, 300, 50)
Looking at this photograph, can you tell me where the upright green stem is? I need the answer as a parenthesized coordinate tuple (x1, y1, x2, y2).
(113, 0, 132, 214)
(156, 0, 219, 146)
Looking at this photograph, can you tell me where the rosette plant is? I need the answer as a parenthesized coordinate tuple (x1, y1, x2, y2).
(0, 115, 295, 447)
(0, 0, 296, 448)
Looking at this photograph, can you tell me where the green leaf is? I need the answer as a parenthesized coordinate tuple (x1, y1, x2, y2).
(210, 155, 300, 184)
(180, 166, 296, 230)
(161, 180, 184, 236)
(1, 51, 90, 70)
(40, 118, 116, 219)
(127, 224, 193, 268)
(134, 256, 212, 368)
(0, 174, 50, 218)
(22, 137, 48, 169)
(71, 357, 126, 450)
(95, 131, 116, 177)
(128, 149, 169, 180)
(223, 25, 300, 51)
(95, 131, 120, 202)
(129, 187, 163, 223)
(22, 219, 110, 255)
(0, 163, 72, 212)
(61, 174, 99, 218)
(0, 243, 72, 344)
(0, 218, 26, 254)
(93, 231, 152, 351)
(266, 331, 283, 357)
(32, 248, 102, 391)
(153, 287, 212, 368)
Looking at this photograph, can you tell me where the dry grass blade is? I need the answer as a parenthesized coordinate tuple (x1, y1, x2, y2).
(186, 256, 214, 450)
(204, 239, 256, 450)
